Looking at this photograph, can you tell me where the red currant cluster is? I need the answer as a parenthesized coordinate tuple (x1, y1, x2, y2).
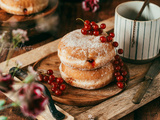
(77, 18, 106, 36)
(38, 69, 66, 96)
(113, 55, 128, 89)
(112, 37, 127, 89)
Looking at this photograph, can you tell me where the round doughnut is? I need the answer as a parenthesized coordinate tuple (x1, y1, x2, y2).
(0, 0, 49, 15)
(59, 62, 114, 90)
(58, 29, 115, 70)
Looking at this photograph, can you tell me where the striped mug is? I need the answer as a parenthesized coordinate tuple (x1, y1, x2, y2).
(114, 1, 160, 63)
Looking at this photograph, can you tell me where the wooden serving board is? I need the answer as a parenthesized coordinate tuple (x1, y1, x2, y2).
(33, 52, 129, 106)
(0, 17, 160, 120)
(0, 0, 58, 28)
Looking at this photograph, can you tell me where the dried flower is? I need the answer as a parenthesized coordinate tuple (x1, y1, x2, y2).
(0, 73, 14, 92)
(18, 82, 48, 118)
(12, 29, 29, 44)
(0, 29, 29, 51)
(0, 29, 29, 66)
(82, 0, 99, 12)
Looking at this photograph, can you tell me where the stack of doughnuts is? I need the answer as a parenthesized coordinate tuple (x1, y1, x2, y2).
(58, 29, 115, 90)
(0, 0, 49, 15)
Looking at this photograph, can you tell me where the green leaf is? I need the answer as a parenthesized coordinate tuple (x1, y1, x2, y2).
(0, 116, 8, 120)
(0, 100, 5, 107)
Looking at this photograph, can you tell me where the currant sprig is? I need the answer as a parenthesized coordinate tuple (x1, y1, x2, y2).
(76, 18, 106, 36)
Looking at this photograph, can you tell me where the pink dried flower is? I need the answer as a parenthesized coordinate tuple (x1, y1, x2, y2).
(82, 0, 99, 12)
(12, 29, 29, 43)
(18, 82, 48, 118)
(0, 74, 14, 92)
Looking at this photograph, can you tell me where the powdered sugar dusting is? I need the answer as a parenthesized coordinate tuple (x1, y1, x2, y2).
(61, 29, 109, 53)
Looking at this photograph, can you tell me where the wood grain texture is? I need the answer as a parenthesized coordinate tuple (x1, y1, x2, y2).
(0, 38, 61, 73)
(33, 52, 128, 106)
(75, 74, 160, 120)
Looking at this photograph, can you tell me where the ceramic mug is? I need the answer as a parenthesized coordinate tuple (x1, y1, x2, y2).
(114, 1, 160, 63)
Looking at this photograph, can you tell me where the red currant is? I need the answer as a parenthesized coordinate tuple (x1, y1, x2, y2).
(116, 75, 124, 82)
(115, 65, 121, 71)
(55, 89, 62, 96)
(117, 82, 125, 89)
(43, 76, 49, 82)
(56, 77, 64, 84)
(107, 36, 112, 42)
(88, 30, 93, 35)
(38, 74, 43, 82)
(51, 82, 59, 88)
(119, 62, 124, 67)
(49, 75, 55, 81)
(113, 60, 119, 65)
(112, 42, 119, 47)
(92, 24, 99, 30)
(115, 55, 120, 60)
(81, 28, 87, 35)
(84, 20, 90, 25)
(93, 30, 99, 36)
(118, 49, 123, 54)
(114, 72, 121, 77)
(90, 21, 96, 25)
(100, 36, 107, 43)
(51, 83, 59, 92)
(48, 80, 52, 85)
(84, 25, 91, 30)
(119, 58, 123, 62)
(121, 70, 127, 76)
(47, 69, 53, 75)
(100, 23, 106, 29)
(60, 84, 66, 91)
(109, 32, 115, 38)
(51, 86, 57, 92)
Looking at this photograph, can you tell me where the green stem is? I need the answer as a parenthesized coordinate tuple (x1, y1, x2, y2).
(13, 34, 20, 40)
(14, 41, 21, 48)
(76, 18, 85, 23)
(12, 67, 19, 77)
(6, 44, 15, 66)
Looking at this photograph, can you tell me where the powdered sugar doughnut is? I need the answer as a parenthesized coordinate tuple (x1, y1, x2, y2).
(0, 0, 49, 15)
(59, 62, 114, 90)
(58, 29, 115, 70)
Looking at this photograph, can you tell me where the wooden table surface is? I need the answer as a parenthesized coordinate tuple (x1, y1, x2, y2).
(0, 0, 160, 120)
